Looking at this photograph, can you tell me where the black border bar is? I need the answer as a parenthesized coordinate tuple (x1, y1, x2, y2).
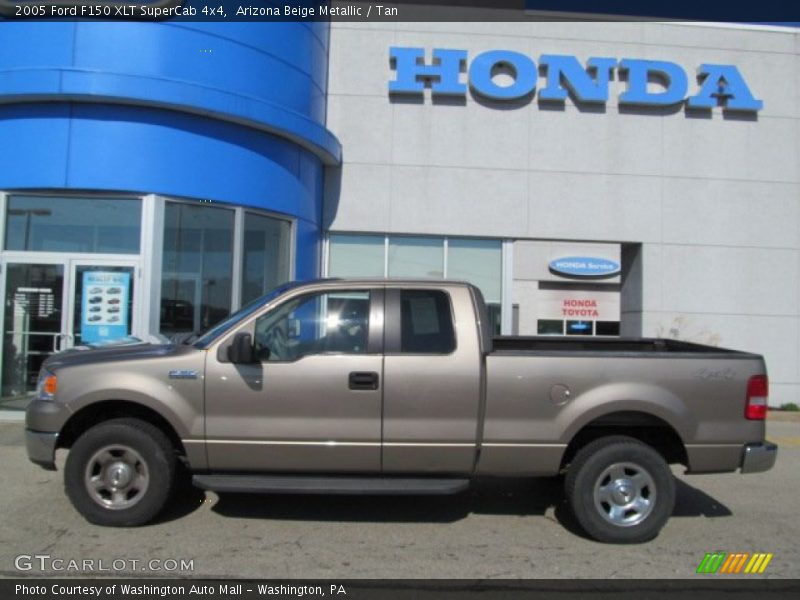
(4, 579, 800, 600)
(1, 1, 799, 23)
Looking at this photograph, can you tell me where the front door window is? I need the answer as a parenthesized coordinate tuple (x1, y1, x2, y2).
(254, 291, 371, 362)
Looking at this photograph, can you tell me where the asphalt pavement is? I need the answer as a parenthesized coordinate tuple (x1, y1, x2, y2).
(0, 416, 798, 579)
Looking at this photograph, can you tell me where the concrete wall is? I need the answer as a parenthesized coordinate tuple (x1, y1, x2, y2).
(513, 240, 621, 336)
(326, 21, 800, 406)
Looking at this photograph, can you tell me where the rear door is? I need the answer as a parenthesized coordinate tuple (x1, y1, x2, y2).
(204, 286, 384, 472)
(381, 286, 482, 474)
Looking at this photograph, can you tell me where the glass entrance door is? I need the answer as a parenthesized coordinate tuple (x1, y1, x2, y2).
(1, 263, 66, 409)
(0, 258, 140, 409)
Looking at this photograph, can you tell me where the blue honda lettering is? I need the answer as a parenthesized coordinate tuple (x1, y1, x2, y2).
(387, 47, 762, 113)
(618, 59, 688, 106)
(538, 55, 616, 103)
(687, 64, 764, 111)
(388, 47, 467, 96)
(469, 50, 537, 100)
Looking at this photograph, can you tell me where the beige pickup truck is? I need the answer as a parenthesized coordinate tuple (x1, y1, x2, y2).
(26, 279, 777, 543)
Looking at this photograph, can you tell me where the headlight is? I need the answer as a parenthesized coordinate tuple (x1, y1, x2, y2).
(35, 370, 58, 401)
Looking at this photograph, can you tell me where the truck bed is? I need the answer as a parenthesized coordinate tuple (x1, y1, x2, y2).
(491, 336, 759, 358)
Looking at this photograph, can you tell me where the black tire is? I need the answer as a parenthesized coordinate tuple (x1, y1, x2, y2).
(565, 435, 675, 544)
(64, 418, 176, 527)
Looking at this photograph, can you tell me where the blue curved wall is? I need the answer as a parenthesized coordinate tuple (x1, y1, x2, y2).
(0, 22, 340, 280)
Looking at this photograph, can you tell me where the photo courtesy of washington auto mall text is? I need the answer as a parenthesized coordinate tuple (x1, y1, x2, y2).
(13, 583, 347, 598)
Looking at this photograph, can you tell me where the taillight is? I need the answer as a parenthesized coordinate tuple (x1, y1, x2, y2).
(745, 375, 768, 420)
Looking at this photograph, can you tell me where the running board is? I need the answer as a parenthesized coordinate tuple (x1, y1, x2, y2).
(192, 474, 470, 496)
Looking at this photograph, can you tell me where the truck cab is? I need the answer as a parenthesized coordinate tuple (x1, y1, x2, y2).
(199, 280, 483, 475)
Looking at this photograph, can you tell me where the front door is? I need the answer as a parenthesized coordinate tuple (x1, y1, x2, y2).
(204, 287, 384, 473)
(0, 262, 66, 408)
(0, 257, 140, 408)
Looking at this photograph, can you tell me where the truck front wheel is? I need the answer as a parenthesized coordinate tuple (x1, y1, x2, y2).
(565, 435, 675, 544)
(64, 418, 176, 526)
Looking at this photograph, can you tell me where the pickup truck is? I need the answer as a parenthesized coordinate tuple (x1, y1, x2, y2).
(25, 278, 777, 543)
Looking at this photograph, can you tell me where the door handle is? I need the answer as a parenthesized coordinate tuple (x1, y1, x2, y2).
(53, 333, 71, 352)
(348, 371, 379, 391)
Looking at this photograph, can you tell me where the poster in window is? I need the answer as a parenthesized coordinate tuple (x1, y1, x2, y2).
(81, 272, 130, 343)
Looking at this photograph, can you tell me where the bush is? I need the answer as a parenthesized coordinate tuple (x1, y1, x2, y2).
(780, 403, 799, 412)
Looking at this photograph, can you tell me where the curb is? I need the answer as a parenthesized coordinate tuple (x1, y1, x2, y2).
(0, 411, 25, 422)
(767, 411, 800, 422)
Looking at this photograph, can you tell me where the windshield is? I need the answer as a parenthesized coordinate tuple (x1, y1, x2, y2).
(192, 282, 303, 349)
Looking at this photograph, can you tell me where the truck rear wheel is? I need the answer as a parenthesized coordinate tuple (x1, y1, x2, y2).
(64, 418, 176, 527)
(565, 435, 675, 544)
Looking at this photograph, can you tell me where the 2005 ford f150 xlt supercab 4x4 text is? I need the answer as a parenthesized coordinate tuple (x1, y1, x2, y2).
(25, 279, 777, 543)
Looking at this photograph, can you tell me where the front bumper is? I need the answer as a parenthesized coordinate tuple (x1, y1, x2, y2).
(25, 398, 70, 471)
(741, 441, 778, 474)
(26, 429, 58, 470)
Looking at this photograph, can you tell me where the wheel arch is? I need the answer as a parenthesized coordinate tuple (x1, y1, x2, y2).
(58, 400, 187, 463)
(561, 410, 688, 470)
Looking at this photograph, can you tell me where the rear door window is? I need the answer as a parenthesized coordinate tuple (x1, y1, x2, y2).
(399, 290, 456, 354)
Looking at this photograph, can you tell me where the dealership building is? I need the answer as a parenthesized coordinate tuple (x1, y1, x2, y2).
(0, 16, 798, 409)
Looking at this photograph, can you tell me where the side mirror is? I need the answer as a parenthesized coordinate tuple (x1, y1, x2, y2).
(227, 332, 255, 364)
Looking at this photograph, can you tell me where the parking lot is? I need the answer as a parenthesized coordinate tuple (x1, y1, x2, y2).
(1, 415, 798, 579)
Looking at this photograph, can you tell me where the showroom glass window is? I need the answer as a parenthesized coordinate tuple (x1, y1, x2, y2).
(328, 234, 503, 333)
(388, 237, 444, 278)
(242, 212, 292, 304)
(328, 234, 384, 277)
(160, 202, 234, 335)
(5, 195, 141, 253)
(447, 238, 502, 304)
